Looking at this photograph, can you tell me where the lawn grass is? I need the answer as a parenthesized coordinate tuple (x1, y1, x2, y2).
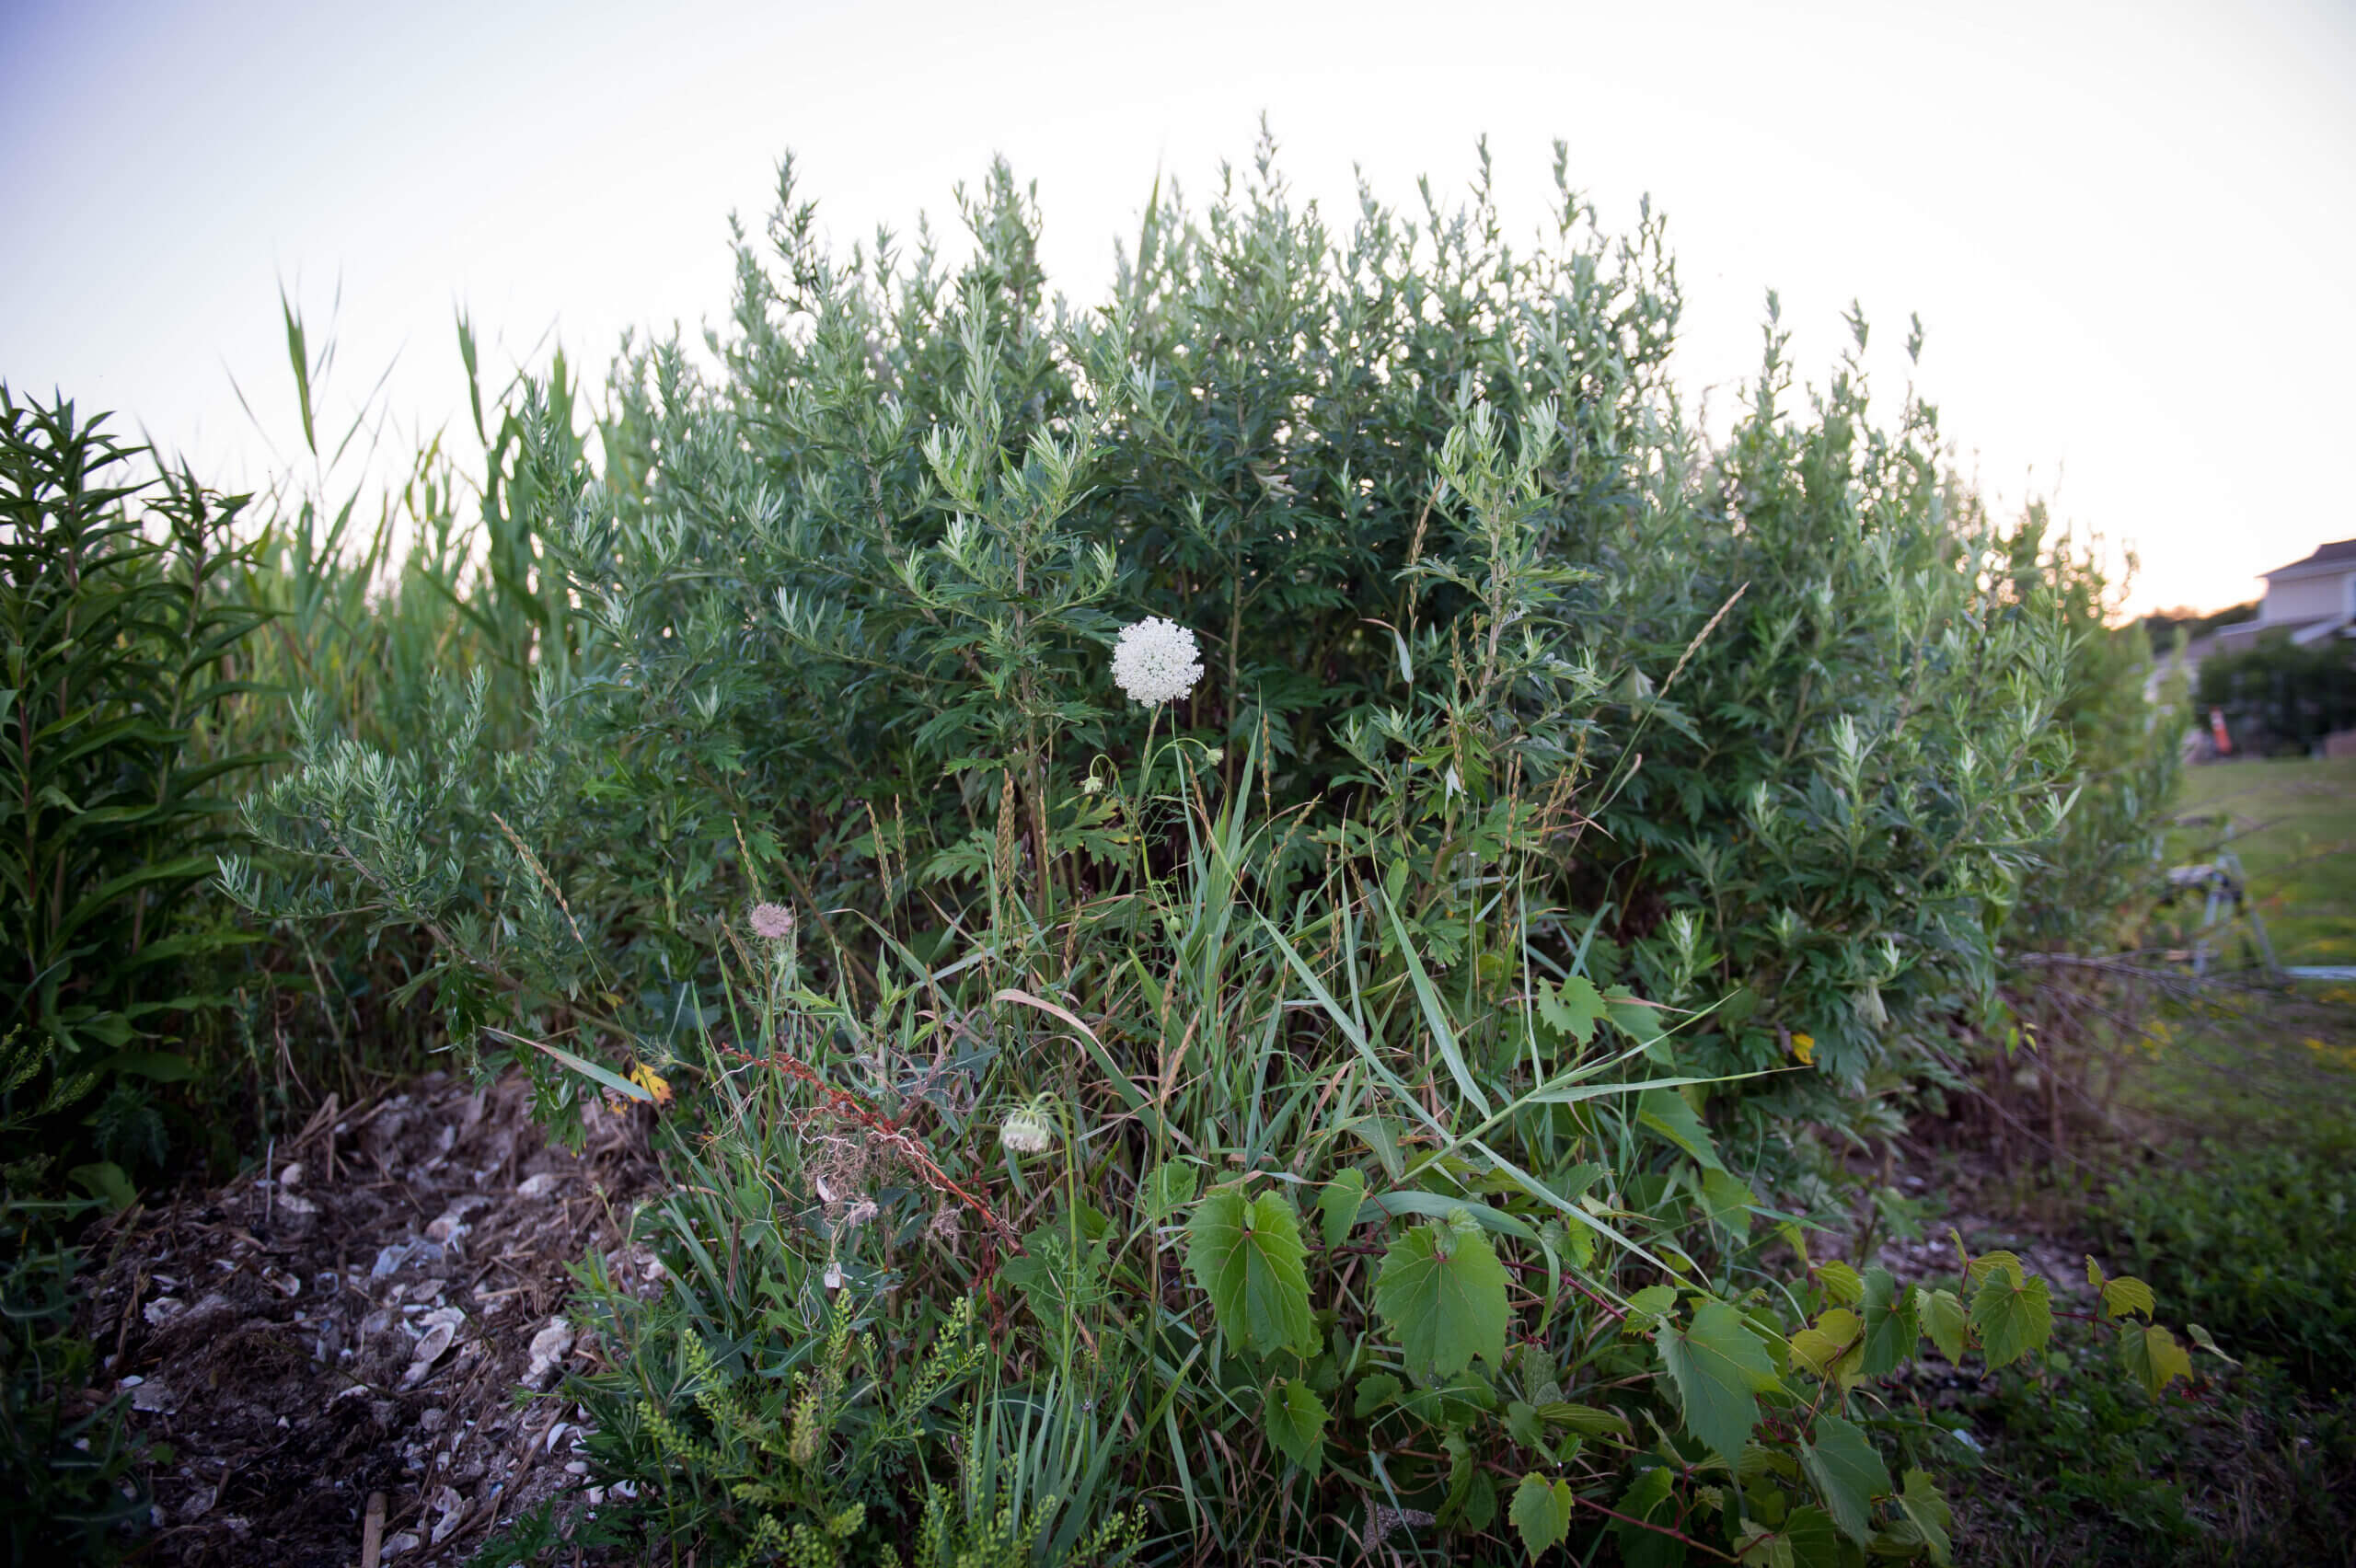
(2168, 754, 2356, 969)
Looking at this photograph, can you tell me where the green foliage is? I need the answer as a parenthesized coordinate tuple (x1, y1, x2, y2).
(2097, 1139, 2356, 1387)
(0, 1197, 156, 1564)
(0, 390, 271, 1178)
(223, 136, 2210, 1564)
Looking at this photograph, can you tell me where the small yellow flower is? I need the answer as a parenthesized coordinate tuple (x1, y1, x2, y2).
(628, 1060, 675, 1107)
(1789, 1032, 1816, 1066)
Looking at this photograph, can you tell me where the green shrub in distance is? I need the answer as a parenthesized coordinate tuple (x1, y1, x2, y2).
(0, 390, 271, 1185)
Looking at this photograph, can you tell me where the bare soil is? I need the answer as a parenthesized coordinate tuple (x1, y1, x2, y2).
(77, 1072, 657, 1568)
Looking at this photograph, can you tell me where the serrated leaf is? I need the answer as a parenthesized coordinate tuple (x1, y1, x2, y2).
(2099, 1274, 2156, 1322)
(1969, 1265, 2051, 1370)
(1636, 1087, 1725, 1170)
(1787, 1308, 1864, 1379)
(2117, 1321, 2194, 1399)
(1352, 1373, 1402, 1417)
(1659, 1298, 1781, 1472)
(1317, 1167, 1366, 1248)
(1780, 1504, 1842, 1568)
(1623, 1284, 1680, 1334)
(1915, 1286, 1966, 1365)
(1800, 1413, 1890, 1546)
(1510, 1472, 1576, 1562)
(1894, 1469, 1952, 1566)
(1858, 1267, 1918, 1377)
(1185, 1187, 1316, 1356)
(1262, 1378, 1327, 1472)
(1538, 974, 1608, 1045)
(1614, 1467, 1681, 1568)
(1505, 1399, 1548, 1449)
(1374, 1216, 1511, 1378)
(1817, 1261, 1864, 1306)
(1699, 1167, 1757, 1233)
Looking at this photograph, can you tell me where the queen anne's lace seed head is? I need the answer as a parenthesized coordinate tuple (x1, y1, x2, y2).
(999, 1106, 1056, 1156)
(1110, 617, 1204, 707)
(749, 902, 796, 941)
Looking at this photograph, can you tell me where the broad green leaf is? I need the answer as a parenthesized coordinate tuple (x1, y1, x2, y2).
(1780, 1505, 1842, 1568)
(1538, 974, 1608, 1045)
(1699, 1167, 1757, 1233)
(1915, 1286, 1967, 1365)
(1635, 1087, 1724, 1170)
(1800, 1412, 1890, 1546)
(1613, 1467, 1682, 1568)
(1185, 1187, 1317, 1356)
(1509, 1472, 1576, 1562)
(1262, 1378, 1327, 1472)
(1317, 1167, 1367, 1248)
(2116, 1321, 2194, 1399)
(1787, 1308, 1863, 1380)
(1623, 1284, 1680, 1335)
(1374, 1214, 1510, 1378)
(1658, 1298, 1780, 1472)
(1352, 1373, 1402, 1417)
(1816, 1260, 1864, 1306)
(1969, 1265, 2051, 1370)
(1858, 1267, 1918, 1377)
(2099, 1274, 2156, 1322)
(1138, 1159, 1198, 1223)
(1894, 1469, 1952, 1566)
(1505, 1399, 1547, 1449)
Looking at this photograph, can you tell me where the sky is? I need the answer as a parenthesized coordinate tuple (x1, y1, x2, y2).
(4, 0, 2352, 617)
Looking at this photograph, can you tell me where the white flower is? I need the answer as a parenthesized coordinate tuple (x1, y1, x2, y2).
(1204, 747, 1223, 767)
(1079, 775, 1105, 796)
(1110, 617, 1204, 707)
(999, 1107, 1056, 1156)
(748, 902, 795, 940)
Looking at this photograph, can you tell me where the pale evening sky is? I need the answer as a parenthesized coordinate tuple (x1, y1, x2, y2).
(3, 0, 2351, 616)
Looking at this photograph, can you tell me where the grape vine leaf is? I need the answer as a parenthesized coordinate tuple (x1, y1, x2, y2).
(1262, 1378, 1327, 1473)
(1858, 1267, 1918, 1377)
(1318, 1167, 1366, 1249)
(1138, 1159, 1198, 1223)
(1800, 1412, 1891, 1546)
(1968, 1261, 2051, 1370)
(1374, 1213, 1511, 1378)
(1914, 1285, 1967, 1365)
(1816, 1260, 1864, 1306)
(1185, 1186, 1317, 1355)
(1657, 1298, 1781, 1472)
(1509, 1473, 1576, 1562)
(1538, 975, 1607, 1045)
(1893, 1468, 1953, 1566)
(1781, 1504, 1842, 1568)
(2116, 1321, 2194, 1399)
(1787, 1307, 1864, 1380)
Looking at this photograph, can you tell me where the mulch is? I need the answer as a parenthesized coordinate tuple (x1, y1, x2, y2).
(76, 1071, 660, 1567)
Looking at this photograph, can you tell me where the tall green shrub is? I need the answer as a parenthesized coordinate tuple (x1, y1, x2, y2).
(0, 391, 270, 1184)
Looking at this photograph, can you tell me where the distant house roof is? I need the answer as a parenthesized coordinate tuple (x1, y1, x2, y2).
(2263, 537, 2356, 582)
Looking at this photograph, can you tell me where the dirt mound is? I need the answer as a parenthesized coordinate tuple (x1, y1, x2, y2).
(80, 1072, 657, 1567)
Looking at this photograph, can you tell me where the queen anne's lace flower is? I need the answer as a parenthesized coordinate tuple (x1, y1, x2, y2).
(1110, 617, 1204, 706)
(749, 902, 796, 940)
